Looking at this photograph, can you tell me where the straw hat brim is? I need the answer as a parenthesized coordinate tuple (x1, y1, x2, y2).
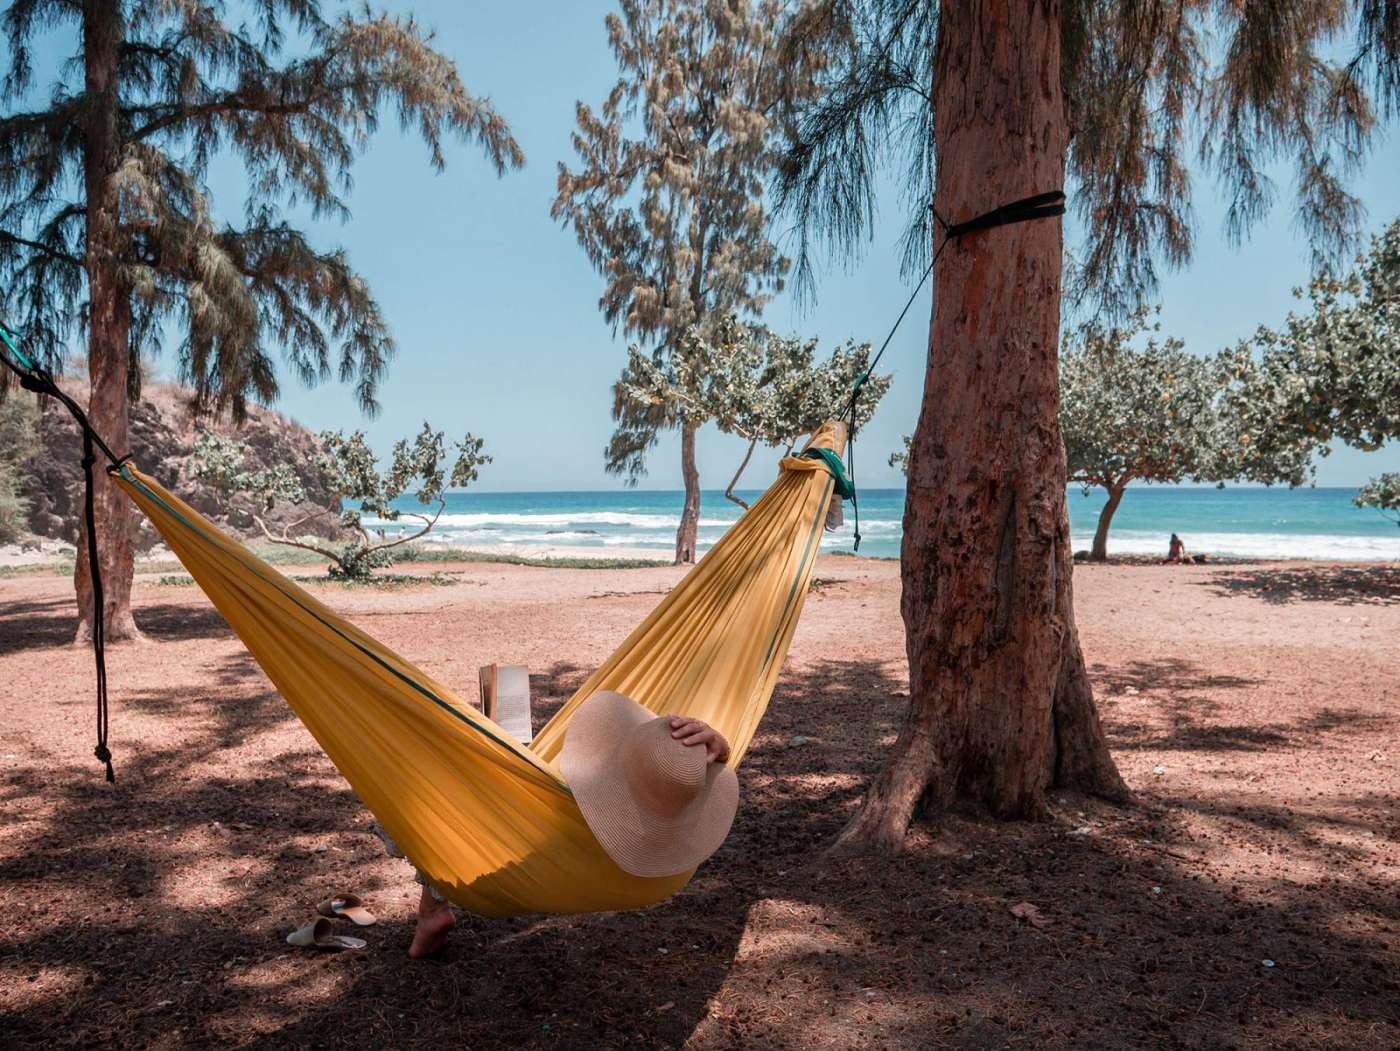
(561, 691, 739, 879)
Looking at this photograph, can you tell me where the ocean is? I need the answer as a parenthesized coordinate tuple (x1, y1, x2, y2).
(367, 484, 1400, 562)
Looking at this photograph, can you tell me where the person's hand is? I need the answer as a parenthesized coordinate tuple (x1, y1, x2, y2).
(668, 715, 730, 764)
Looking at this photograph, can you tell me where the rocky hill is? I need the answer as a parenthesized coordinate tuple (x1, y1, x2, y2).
(19, 381, 342, 551)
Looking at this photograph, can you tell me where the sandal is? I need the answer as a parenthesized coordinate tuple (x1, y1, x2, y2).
(316, 892, 377, 927)
(286, 917, 366, 951)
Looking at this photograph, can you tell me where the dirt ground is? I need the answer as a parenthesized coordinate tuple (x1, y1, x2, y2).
(1, 556, 1397, 1049)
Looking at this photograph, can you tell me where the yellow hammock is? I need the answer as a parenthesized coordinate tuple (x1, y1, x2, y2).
(112, 422, 846, 917)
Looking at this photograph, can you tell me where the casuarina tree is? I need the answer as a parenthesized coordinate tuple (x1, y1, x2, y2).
(779, 0, 1399, 851)
(0, 1, 522, 641)
(552, 0, 848, 563)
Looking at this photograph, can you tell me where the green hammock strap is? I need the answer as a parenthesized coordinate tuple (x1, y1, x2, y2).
(0, 320, 35, 371)
(800, 447, 855, 500)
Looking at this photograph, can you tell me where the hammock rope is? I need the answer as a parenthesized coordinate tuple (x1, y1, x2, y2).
(1, 321, 126, 781)
(837, 188, 1068, 550)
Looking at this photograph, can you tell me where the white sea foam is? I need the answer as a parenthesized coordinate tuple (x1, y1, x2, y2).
(365, 509, 1398, 562)
(428, 511, 737, 529)
(370, 510, 909, 531)
(1078, 530, 1400, 562)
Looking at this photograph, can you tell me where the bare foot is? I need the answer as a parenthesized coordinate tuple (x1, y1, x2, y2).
(408, 887, 455, 959)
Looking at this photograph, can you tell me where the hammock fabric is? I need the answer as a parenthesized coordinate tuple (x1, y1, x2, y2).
(112, 422, 846, 917)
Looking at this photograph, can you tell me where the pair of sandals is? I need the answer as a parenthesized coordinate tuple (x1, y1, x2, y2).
(285, 893, 377, 952)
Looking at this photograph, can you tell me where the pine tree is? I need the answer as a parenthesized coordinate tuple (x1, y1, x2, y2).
(0, 1, 522, 641)
(779, 0, 1399, 851)
(552, 0, 848, 563)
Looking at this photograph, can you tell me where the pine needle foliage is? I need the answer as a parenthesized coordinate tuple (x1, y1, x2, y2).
(0, 1, 523, 416)
(777, 0, 1400, 316)
(552, 0, 853, 480)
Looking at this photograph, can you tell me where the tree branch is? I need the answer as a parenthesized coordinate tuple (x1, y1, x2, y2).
(278, 508, 331, 536)
(724, 438, 758, 510)
(367, 499, 445, 554)
(0, 230, 83, 269)
(251, 513, 342, 564)
(125, 92, 340, 144)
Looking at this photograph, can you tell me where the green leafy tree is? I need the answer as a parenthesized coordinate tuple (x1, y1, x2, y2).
(1222, 214, 1400, 491)
(615, 315, 890, 509)
(888, 435, 910, 474)
(552, 0, 848, 563)
(0, 391, 37, 543)
(1061, 310, 1221, 561)
(0, 1, 522, 640)
(193, 423, 489, 580)
(888, 313, 1321, 560)
(780, 0, 1399, 852)
(1355, 473, 1400, 526)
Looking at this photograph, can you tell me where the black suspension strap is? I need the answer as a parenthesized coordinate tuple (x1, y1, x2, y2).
(839, 190, 1067, 551)
(80, 425, 115, 781)
(1, 320, 122, 781)
(932, 189, 1066, 240)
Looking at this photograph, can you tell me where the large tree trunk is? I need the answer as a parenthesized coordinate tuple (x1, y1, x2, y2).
(674, 422, 700, 564)
(1047, 499, 1130, 798)
(74, 1, 141, 643)
(1090, 484, 1126, 561)
(834, 0, 1126, 854)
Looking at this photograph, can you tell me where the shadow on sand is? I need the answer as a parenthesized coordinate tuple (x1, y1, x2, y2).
(3, 655, 1396, 1048)
(1095, 657, 1393, 754)
(0, 597, 234, 656)
(1201, 564, 1400, 605)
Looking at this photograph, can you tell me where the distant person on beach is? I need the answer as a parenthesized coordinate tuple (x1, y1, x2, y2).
(1163, 533, 1209, 564)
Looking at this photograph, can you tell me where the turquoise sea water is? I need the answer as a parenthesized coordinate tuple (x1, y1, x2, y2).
(368, 484, 1400, 562)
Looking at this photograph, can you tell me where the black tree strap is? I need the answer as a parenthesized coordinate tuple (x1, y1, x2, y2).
(1, 323, 122, 781)
(840, 189, 1066, 550)
(81, 425, 115, 782)
(933, 189, 1066, 240)
(848, 384, 862, 551)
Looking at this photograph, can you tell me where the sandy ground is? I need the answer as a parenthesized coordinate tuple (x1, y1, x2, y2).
(0, 540, 670, 569)
(1, 556, 1397, 1049)
(0, 539, 76, 568)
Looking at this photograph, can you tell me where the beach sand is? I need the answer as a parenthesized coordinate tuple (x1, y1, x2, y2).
(1, 555, 1397, 1048)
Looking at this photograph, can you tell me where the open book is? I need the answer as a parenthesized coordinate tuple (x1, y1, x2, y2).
(478, 664, 533, 744)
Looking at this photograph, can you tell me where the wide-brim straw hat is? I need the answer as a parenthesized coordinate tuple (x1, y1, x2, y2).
(561, 690, 739, 878)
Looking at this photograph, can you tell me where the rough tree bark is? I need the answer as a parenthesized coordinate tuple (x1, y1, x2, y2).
(834, 0, 1128, 854)
(675, 422, 701, 564)
(1090, 483, 1126, 561)
(74, 1, 141, 643)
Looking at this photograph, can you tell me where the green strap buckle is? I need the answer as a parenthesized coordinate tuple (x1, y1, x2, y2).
(800, 448, 855, 500)
(0, 323, 36, 371)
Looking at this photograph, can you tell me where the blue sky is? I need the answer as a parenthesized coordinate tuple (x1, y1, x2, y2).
(33, 2, 1400, 490)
